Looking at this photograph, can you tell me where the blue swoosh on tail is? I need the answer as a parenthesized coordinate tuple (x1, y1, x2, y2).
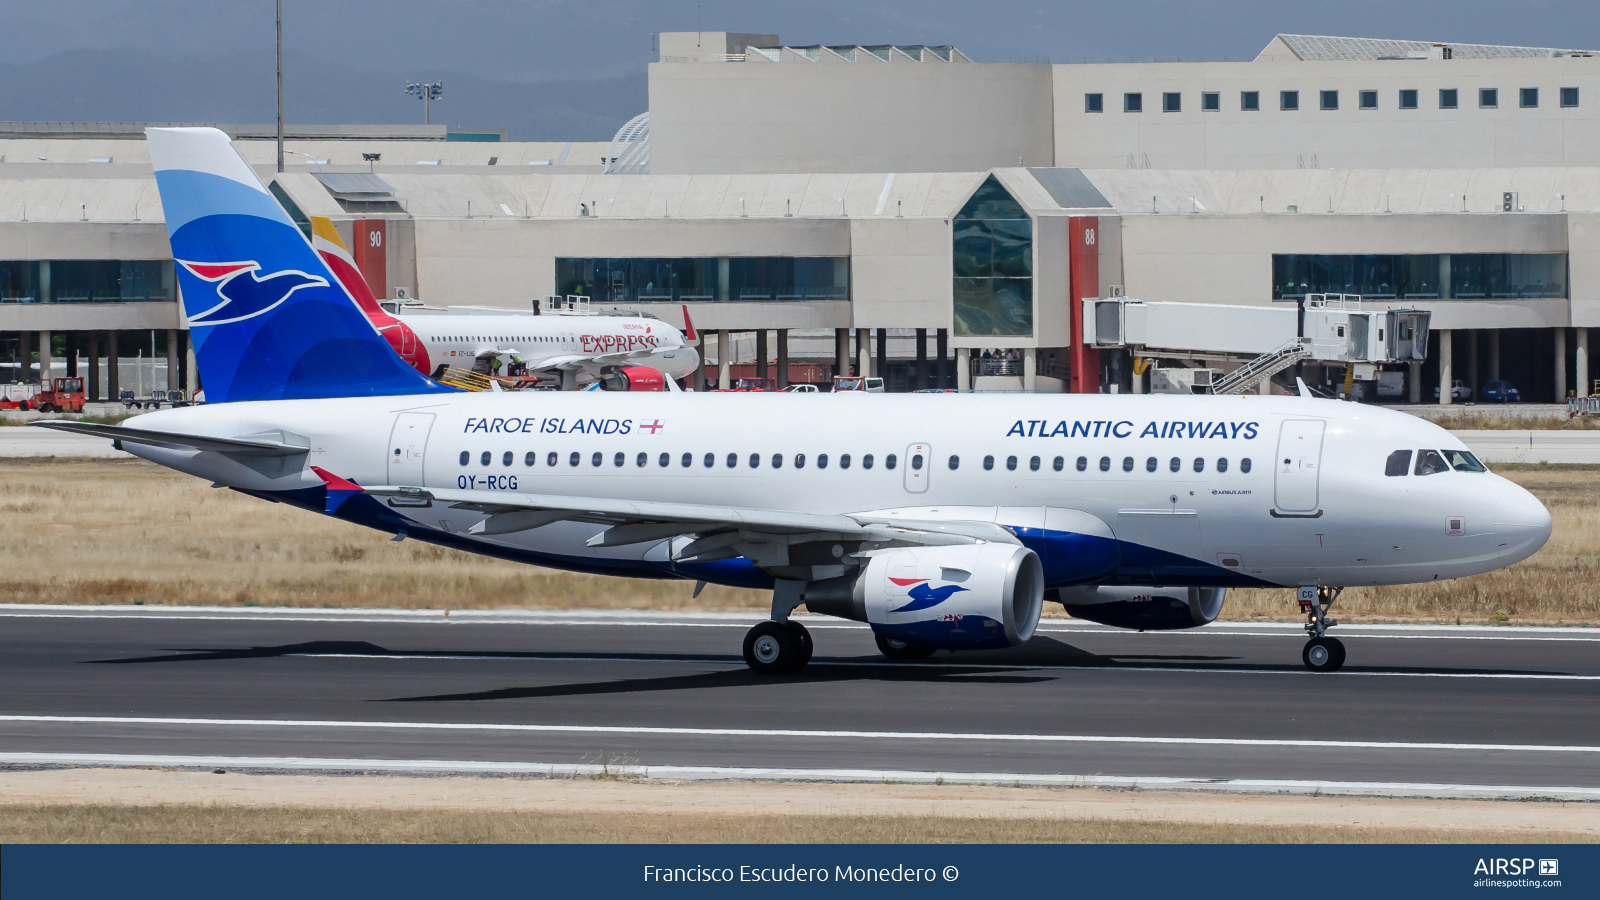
(889, 582, 969, 613)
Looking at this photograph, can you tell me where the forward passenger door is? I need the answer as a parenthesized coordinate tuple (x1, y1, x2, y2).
(903, 443, 930, 493)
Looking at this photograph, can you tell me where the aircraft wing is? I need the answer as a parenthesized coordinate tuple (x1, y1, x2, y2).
(31, 421, 308, 457)
(528, 350, 659, 372)
(357, 483, 1014, 562)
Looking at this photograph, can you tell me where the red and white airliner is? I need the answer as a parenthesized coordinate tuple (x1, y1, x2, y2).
(309, 216, 699, 390)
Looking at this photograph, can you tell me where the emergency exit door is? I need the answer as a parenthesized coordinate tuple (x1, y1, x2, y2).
(1274, 420, 1325, 514)
(387, 412, 435, 486)
(903, 443, 930, 493)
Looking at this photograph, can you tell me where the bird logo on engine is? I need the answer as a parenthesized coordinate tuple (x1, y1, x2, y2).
(887, 577, 969, 613)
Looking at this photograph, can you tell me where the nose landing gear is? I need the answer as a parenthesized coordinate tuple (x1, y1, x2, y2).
(1299, 585, 1345, 672)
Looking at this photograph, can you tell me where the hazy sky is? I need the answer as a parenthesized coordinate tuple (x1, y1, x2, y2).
(5, 1, 1600, 138)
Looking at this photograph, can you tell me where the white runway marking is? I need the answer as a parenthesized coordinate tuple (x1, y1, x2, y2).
(1, 750, 1595, 801)
(3, 714, 1597, 754)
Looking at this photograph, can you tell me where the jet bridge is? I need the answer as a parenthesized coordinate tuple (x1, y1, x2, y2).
(1083, 295, 1431, 395)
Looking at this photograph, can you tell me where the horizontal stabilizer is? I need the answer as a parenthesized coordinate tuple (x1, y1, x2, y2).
(31, 421, 307, 457)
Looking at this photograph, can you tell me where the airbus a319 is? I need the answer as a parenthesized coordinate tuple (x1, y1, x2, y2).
(42, 127, 1552, 674)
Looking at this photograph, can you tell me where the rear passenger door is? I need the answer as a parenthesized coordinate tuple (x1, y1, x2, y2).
(903, 443, 930, 493)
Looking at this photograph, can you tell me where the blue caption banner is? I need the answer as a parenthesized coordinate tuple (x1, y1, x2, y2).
(2, 843, 1594, 899)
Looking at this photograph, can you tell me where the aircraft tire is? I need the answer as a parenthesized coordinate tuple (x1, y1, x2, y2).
(743, 620, 802, 673)
(1302, 637, 1345, 673)
(875, 633, 937, 660)
(786, 621, 813, 668)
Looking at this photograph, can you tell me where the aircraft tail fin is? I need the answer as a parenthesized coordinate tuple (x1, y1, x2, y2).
(147, 127, 453, 403)
(680, 304, 697, 342)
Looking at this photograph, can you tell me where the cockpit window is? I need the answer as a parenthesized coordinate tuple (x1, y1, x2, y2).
(1442, 449, 1488, 472)
(1384, 450, 1413, 477)
(1414, 449, 1451, 476)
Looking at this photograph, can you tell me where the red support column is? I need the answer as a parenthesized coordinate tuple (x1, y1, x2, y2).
(1068, 216, 1101, 393)
(353, 219, 388, 301)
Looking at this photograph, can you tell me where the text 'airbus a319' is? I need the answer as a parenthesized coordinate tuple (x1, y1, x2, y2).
(40, 127, 1552, 673)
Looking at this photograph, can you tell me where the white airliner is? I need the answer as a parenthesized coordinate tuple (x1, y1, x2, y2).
(308, 216, 699, 390)
(43, 127, 1553, 675)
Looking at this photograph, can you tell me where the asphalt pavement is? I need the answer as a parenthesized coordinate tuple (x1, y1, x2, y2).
(2, 606, 1596, 799)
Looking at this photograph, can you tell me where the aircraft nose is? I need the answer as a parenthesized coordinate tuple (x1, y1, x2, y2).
(1493, 485, 1553, 555)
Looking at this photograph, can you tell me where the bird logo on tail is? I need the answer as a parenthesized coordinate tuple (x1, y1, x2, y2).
(177, 260, 329, 326)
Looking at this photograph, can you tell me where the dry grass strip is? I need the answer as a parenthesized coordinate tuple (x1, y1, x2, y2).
(0, 769, 1594, 844)
(3, 458, 1596, 624)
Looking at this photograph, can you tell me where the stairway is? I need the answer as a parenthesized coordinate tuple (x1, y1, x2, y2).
(1209, 339, 1311, 396)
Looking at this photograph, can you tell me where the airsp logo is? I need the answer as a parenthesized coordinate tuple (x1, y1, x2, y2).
(1473, 858, 1551, 876)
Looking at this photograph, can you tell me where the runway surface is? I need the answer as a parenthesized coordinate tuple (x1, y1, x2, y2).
(2, 605, 1597, 799)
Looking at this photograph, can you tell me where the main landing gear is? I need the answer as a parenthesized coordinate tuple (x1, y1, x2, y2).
(1299, 585, 1346, 673)
(742, 580, 813, 673)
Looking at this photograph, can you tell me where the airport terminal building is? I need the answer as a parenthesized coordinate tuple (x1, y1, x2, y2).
(4, 33, 1600, 400)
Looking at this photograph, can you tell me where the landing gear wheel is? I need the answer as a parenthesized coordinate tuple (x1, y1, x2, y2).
(786, 621, 813, 667)
(874, 633, 937, 660)
(743, 620, 803, 673)
(1302, 637, 1346, 673)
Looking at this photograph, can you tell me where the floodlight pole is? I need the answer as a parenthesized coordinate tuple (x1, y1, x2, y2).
(276, 0, 284, 173)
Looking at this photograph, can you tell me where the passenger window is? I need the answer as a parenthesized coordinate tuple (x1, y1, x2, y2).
(1100, 456, 1111, 472)
(984, 455, 995, 471)
(480, 451, 491, 466)
(548, 451, 559, 466)
(840, 454, 851, 469)
(862, 454, 874, 470)
(680, 452, 691, 467)
(1415, 449, 1451, 476)
(569, 452, 580, 466)
(1385, 450, 1413, 476)
(1217, 457, 1229, 473)
(1029, 456, 1040, 471)
(1240, 458, 1252, 473)
(1193, 457, 1205, 473)
(795, 453, 807, 469)
(749, 453, 760, 468)
(459, 451, 469, 466)
(1053, 456, 1064, 472)
(1169, 457, 1180, 473)
(1006, 456, 1018, 471)
(1123, 457, 1135, 472)
(525, 452, 536, 467)
(1443, 449, 1487, 472)
(772, 453, 783, 469)
(818, 453, 829, 469)
(593, 452, 604, 467)
(912, 453, 923, 470)
(636, 452, 647, 467)
(726, 453, 738, 468)
(703, 452, 714, 468)
(503, 451, 513, 467)
(1145, 457, 1157, 472)
(659, 453, 670, 467)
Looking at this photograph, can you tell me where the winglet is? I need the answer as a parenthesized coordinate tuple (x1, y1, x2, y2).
(1296, 377, 1314, 399)
(680, 304, 697, 342)
(310, 465, 363, 514)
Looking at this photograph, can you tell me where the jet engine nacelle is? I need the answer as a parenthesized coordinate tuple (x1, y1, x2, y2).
(806, 544, 1044, 650)
(599, 366, 666, 392)
(1055, 585, 1226, 631)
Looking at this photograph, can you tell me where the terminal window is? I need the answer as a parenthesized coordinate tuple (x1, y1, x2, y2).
(952, 176, 1032, 338)
(1480, 88, 1498, 108)
(556, 257, 849, 303)
(1439, 88, 1458, 109)
(1320, 90, 1338, 110)
(1163, 92, 1181, 112)
(0, 260, 174, 304)
(1124, 92, 1142, 112)
(1360, 90, 1378, 109)
(1084, 93, 1103, 112)
(1399, 89, 1418, 109)
(1521, 87, 1539, 107)
(1202, 92, 1220, 111)
(1280, 90, 1299, 110)
(1272, 253, 1568, 301)
(1562, 87, 1579, 107)
(1240, 91, 1260, 111)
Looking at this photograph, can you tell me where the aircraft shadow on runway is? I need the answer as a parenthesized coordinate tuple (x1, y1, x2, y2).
(83, 635, 1564, 683)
